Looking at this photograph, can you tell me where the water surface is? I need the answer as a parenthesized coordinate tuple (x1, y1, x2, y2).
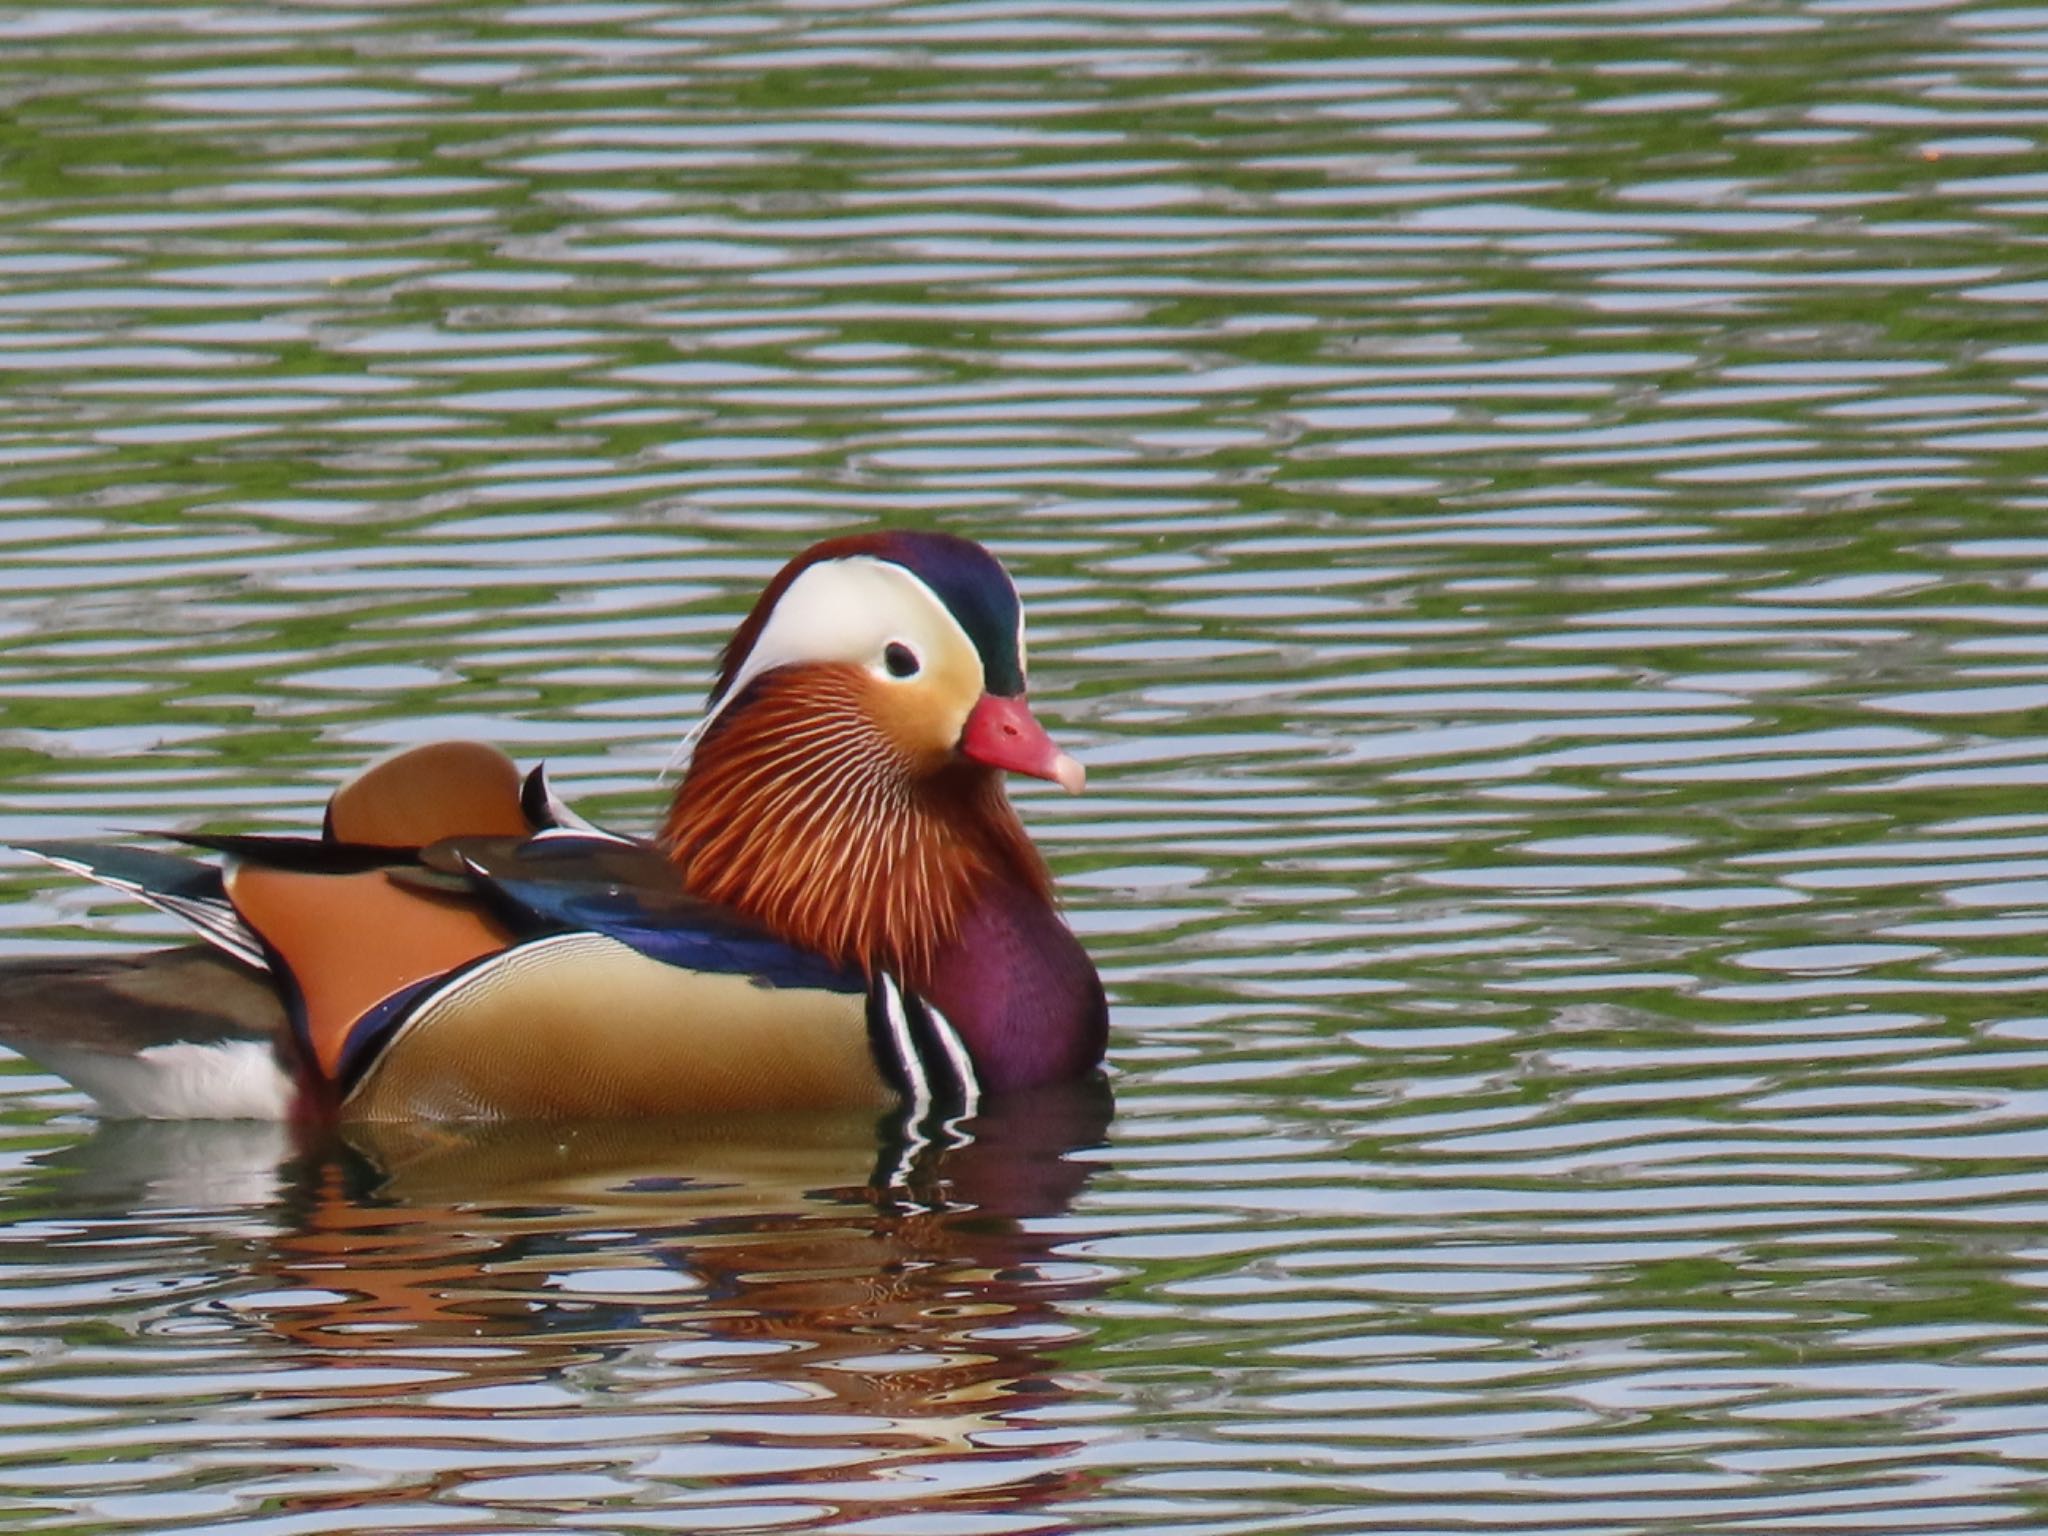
(6, 2, 2048, 1531)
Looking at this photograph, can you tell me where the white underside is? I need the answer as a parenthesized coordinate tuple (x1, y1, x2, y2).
(24, 1040, 294, 1120)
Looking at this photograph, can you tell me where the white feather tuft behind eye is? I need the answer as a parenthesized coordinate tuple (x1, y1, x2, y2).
(662, 556, 978, 782)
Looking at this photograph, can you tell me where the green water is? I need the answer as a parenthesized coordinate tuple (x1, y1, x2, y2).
(5, 2, 2048, 1531)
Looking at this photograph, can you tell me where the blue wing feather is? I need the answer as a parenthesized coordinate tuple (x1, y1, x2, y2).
(433, 833, 863, 995)
(485, 875, 860, 992)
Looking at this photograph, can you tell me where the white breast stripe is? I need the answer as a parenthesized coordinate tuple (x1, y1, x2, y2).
(878, 973, 931, 1120)
(923, 1000, 981, 1118)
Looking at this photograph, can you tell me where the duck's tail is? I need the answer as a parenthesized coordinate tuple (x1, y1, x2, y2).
(0, 946, 293, 1120)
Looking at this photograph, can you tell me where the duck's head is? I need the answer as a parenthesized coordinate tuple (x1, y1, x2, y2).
(661, 531, 1081, 980)
(689, 529, 1082, 795)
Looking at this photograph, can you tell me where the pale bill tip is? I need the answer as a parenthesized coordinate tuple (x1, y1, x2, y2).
(1051, 750, 1087, 795)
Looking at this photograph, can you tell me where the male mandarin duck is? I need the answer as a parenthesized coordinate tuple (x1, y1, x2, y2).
(0, 530, 1106, 1122)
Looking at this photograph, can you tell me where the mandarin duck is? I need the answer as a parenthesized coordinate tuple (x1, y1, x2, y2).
(0, 531, 1106, 1122)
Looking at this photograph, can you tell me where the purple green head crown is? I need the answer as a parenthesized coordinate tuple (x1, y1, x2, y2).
(711, 530, 1027, 707)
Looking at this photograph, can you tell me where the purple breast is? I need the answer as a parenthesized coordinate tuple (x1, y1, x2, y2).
(920, 886, 1106, 1093)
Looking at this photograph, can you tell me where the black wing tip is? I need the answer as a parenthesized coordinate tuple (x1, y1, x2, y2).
(521, 763, 553, 828)
(521, 761, 607, 835)
(165, 831, 423, 872)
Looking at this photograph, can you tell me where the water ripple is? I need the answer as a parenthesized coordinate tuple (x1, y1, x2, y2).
(5, 2, 2048, 1532)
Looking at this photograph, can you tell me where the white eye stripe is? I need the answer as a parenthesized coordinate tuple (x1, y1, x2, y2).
(665, 556, 980, 779)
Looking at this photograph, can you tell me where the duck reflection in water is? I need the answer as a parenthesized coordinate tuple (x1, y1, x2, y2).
(16, 1082, 1116, 1527)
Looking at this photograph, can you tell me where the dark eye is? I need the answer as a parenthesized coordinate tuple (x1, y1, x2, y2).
(883, 642, 921, 679)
